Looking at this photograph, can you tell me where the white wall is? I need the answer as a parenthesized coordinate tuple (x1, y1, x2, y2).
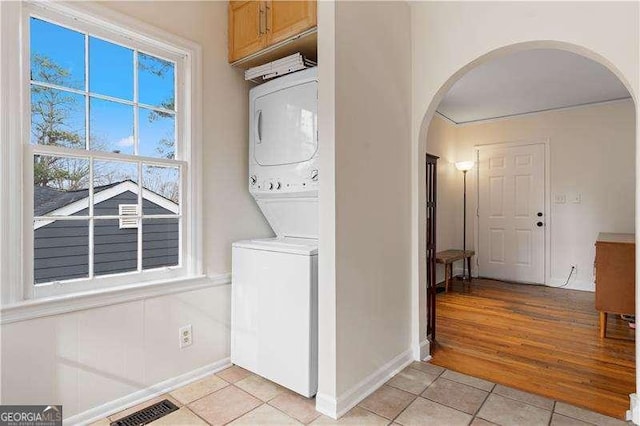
(316, 0, 413, 417)
(411, 1, 639, 369)
(1, 1, 272, 421)
(427, 100, 636, 291)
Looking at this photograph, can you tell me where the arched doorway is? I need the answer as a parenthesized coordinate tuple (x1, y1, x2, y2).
(414, 41, 637, 419)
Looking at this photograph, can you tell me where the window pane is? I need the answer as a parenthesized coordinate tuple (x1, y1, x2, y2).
(139, 107, 175, 158)
(89, 37, 133, 100)
(143, 218, 179, 270)
(34, 219, 89, 284)
(89, 97, 134, 154)
(138, 52, 175, 109)
(31, 85, 85, 148)
(142, 164, 180, 214)
(93, 160, 139, 216)
(30, 18, 85, 90)
(94, 219, 138, 276)
(34, 155, 90, 217)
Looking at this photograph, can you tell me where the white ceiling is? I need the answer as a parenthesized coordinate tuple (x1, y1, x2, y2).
(436, 49, 631, 124)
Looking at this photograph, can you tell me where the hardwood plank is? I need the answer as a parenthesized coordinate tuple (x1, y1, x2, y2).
(431, 279, 635, 420)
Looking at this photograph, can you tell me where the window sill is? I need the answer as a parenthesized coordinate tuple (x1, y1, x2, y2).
(0, 273, 230, 324)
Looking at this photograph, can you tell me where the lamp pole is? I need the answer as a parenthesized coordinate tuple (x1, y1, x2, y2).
(455, 161, 474, 282)
(462, 169, 468, 281)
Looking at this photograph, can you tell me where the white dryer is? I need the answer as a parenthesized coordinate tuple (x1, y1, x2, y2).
(248, 66, 319, 238)
(231, 67, 318, 397)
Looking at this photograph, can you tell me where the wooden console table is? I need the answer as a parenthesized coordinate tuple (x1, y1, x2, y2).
(436, 249, 475, 292)
(595, 232, 635, 338)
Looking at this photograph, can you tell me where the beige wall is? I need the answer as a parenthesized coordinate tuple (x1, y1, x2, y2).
(411, 1, 639, 368)
(1, 1, 272, 420)
(428, 100, 636, 290)
(317, 0, 413, 416)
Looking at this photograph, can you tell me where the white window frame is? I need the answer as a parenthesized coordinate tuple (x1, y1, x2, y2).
(0, 1, 203, 307)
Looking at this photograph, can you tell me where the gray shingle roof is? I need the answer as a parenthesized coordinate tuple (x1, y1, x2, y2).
(34, 181, 127, 216)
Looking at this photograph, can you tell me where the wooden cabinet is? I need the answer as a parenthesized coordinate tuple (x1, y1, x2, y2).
(228, 0, 317, 64)
(228, 1, 267, 63)
(266, 1, 317, 46)
(594, 232, 635, 338)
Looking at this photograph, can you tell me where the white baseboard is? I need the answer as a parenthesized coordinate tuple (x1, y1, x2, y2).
(315, 348, 413, 419)
(628, 393, 637, 423)
(67, 357, 232, 425)
(315, 393, 338, 419)
(452, 266, 478, 279)
(547, 277, 594, 292)
(449, 267, 595, 292)
(412, 339, 430, 361)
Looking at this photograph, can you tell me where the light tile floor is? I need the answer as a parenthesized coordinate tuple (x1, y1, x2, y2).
(95, 362, 629, 425)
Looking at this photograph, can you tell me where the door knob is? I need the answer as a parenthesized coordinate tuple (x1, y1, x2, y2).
(536, 221, 544, 227)
(537, 212, 543, 217)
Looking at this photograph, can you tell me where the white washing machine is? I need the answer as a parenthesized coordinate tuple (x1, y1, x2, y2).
(231, 238, 317, 397)
(231, 67, 319, 397)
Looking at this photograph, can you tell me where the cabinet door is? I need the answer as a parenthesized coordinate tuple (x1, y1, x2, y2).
(266, 1, 317, 46)
(228, 1, 267, 63)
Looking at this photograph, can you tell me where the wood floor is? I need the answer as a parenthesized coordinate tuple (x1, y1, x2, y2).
(430, 278, 635, 420)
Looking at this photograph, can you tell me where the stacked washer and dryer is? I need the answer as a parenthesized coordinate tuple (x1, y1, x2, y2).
(231, 67, 319, 397)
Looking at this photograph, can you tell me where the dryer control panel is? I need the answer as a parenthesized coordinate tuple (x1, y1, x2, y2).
(249, 167, 319, 195)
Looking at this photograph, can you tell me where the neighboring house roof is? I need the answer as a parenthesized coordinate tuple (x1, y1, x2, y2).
(34, 180, 179, 230)
(35, 181, 122, 216)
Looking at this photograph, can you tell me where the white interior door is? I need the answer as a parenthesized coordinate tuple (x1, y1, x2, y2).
(478, 143, 545, 284)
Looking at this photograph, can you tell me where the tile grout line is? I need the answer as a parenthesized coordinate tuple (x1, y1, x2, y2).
(220, 385, 266, 425)
(384, 364, 447, 424)
(388, 392, 419, 425)
(182, 379, 231, 406)
(471, 382, 494, 421)
(490, 388, 555, 412)
(419, 376, 490, 419)
(548, 401, 557, 426)
(264, 400, 311, 425)
(187, 405, 215, 425)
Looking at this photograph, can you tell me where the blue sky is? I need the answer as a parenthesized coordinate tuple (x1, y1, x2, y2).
(30, 17, 175, 159)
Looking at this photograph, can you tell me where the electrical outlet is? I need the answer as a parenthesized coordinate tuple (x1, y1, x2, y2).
(179, 325, 192, 349)
(571, 264, 578, 275)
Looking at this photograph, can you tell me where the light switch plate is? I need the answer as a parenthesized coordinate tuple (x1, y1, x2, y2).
(570, 194, 581, 204)
(554, 194, 566, 204)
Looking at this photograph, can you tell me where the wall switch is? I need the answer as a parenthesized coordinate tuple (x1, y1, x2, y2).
(570, 194, 581, 204)
(179, 325, 192, 348)
(554, 194, 566, 204)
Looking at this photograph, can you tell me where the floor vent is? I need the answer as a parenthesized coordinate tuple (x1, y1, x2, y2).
(110, 399, 179, 426)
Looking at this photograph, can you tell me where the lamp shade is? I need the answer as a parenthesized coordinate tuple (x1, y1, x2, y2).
(455, 161, 474, 171)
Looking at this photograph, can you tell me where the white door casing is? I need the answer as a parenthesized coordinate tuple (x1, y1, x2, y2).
(477, 143, 545, 284)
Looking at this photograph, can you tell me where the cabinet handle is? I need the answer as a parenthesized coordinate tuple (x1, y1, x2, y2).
(265, 2, 271, 32)
(259, 3, 265, 35)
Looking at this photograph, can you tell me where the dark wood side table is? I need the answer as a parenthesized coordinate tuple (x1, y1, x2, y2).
(436, 249, 475, 292)
(595, 232, 635, 338)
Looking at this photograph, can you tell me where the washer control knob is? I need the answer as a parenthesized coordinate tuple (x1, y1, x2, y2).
(268, 182, 274, 190)
(276, 182, 282, 190)
(250, 175, 257, 186)
(311, 169, 319, 181)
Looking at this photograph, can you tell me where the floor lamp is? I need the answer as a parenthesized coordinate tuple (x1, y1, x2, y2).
(455, 161, 474, 281)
